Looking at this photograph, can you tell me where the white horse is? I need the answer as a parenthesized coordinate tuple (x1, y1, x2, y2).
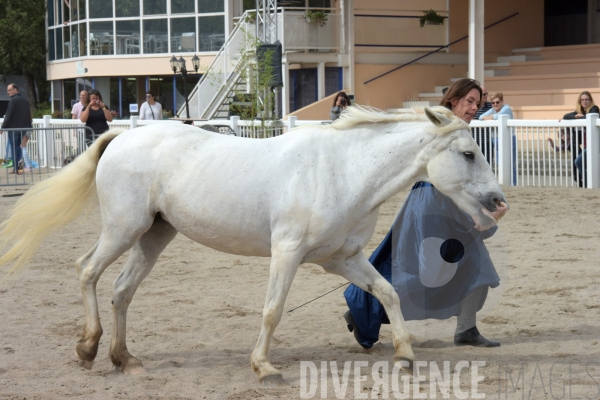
(0, 106, 508, 385)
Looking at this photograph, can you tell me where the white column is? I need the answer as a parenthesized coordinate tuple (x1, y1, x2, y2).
(468, 0, 485, 85)
(281, 61, 290, 116)
(317, 62, 326, 100)
(585, 113, 599, 188)
(346, 0, 355, 93)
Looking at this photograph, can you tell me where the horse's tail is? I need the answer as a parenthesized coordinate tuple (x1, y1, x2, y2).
(0, 129, 126, 284)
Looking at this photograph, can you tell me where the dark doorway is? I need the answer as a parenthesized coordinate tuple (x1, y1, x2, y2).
(545, 0, 588, 46)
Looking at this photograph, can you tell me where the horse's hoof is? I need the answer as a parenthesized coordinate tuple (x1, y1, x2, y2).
(120, 358, 146, 375)
(79, 359, 94, 370)
(394, 357, 414, 376)
(260, 373, 288, 387)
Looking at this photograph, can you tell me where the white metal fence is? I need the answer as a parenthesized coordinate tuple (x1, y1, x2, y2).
(2, 114, 599, 189)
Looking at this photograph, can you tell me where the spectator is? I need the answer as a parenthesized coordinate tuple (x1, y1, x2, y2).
(330, 92, 351, 121)
(474, 86, 492, 119)
(0, 83, 33, 174)
(562, 91, 599, 187)
(139, 91, 163, 120)
(71, 90, 90, 120)
(473, 86, 493, 162)
(480, 92, 517, 185)
(547, 128, 571, 152)
(80, 89, 113, 146)
(343, 78, 508, 350)
(479, 92, 513, 120)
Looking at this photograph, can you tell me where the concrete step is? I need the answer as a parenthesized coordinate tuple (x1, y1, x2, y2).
(484, 69, 511, 77)
(485, 72, 600, 92)
(401, 100, 438, 108)
(535, 43, 600, 61)
(484, 62, 510, 68)
(497, 54, 543, 63)
(507, 57, 600, 75)
(512, 47, 543, 54)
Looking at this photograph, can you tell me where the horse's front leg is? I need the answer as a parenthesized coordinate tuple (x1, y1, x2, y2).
(322, 252, 415, 373)
(251, 249, 302, 386)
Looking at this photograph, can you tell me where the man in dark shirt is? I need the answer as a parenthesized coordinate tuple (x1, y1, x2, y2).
(473, 86, 493, 163)
(1, 84, 32, 174)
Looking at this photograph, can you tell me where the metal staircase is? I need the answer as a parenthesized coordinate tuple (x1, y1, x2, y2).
(178, 12, 255, 120)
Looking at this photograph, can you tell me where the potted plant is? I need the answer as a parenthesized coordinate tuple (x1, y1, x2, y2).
(306, 10, 328, 27)
(419, 9, 444, 27)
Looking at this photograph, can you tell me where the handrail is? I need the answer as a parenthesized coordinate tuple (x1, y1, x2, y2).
(363, 12, 519, 85)
(178, 10, 255, 118)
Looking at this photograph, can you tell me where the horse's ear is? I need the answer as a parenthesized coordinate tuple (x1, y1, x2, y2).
(424, 107, 452, 127)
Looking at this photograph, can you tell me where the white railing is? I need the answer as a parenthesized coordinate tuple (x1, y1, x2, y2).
(279, 9, 342, 52)
(3, 114, 599, 189)
(0, 116, 183, 170)
(472, 114, 598, 188)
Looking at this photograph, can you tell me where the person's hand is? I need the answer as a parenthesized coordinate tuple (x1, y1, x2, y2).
(576, 113, 584, 118)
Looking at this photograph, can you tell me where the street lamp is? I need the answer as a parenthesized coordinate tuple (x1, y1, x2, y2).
(170, 54, 201, 120)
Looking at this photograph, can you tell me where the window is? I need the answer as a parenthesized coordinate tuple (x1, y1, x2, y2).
(143, 0, 167, 15)
(70, 24, 88, 57)
(89, 0, 113, 18)
(78, 0, 87, 21)
(63, 26, 71, 58)
(198, 16, 225, 52)
(116, 0, 141, 17)
(116, 20, 142, 55)
(49, 29, 56, 61)
(56, 28, 63, 59)
(198, 0, 223, 13)
(143, 19, 168, 54)
(89, 21, 114, 55)
(171, 17, 196, 52)
(48, 0, 55, 27)
(171, 0, 194, 13)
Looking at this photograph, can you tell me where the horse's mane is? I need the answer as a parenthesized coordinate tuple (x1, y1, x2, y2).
(329, 105, 468, 135)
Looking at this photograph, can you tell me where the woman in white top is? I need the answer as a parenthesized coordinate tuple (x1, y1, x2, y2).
(139, 91, 163, 120)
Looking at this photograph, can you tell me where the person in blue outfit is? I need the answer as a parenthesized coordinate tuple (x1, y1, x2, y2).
(479, 92, 517, 185)
(343, 78, 506, 349)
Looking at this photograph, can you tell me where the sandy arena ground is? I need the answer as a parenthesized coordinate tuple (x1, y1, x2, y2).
(0, 185, 599, 399)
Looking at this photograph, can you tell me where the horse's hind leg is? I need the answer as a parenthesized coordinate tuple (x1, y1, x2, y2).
(75, 232, 140, 369)
(251, 250, 302, 386)
(109, 214, 178, 375)
(322, 252, 415, 372)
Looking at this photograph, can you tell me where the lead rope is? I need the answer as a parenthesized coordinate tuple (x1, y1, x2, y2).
(287, 282, 350, 313)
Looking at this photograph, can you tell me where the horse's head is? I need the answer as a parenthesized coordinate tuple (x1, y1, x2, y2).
(421, 107, 509, 230)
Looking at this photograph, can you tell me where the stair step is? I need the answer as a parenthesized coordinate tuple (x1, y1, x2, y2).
(485, 69, 511, 77)
(484, 62, 510, 68)
(497, 54, 542, 63)
(512, 47, 542, 53)
(418, 93, 443, 98)
(402, 100, 439, 108)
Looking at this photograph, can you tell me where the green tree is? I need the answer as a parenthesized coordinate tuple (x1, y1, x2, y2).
(0, 0, 47, 109)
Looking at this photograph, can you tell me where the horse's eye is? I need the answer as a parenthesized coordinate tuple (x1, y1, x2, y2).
(463, 151, 475, 160)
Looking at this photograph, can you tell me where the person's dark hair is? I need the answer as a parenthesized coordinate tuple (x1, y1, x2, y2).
(146, 90, 155, 98)
(7, 83, 18, 91)
(332, 91, 351, 107)
(88, 89, 103, 101)
(439, 78, 482, 111)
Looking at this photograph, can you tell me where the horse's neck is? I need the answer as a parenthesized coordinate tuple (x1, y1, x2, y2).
(344, 123, 431, 209)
